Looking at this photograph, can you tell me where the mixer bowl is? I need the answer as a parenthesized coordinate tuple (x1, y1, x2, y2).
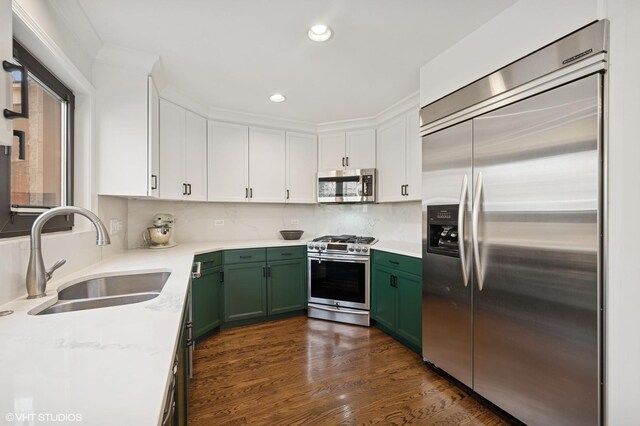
(147, 226, 172, 245)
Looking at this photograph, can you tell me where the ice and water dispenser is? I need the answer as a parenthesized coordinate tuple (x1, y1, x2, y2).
(426, 205, 460, 257)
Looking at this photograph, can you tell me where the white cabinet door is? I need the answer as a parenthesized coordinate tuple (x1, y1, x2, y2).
(405, 110, 421, 200)
(159, 99, 186, 200)
(318, 133, 345, 171)
(249, 127, 286, 203)
(185, 111, 208, 201)
(148, 77, 160, 197)
(286, 132, 317, 203)
(0, 0, 12, 146)
(376, 117, 407, 202)
(346, 128, 376, 170)
(208, 121, 249, 202)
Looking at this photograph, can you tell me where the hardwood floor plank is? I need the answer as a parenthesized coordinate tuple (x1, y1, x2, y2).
(188, 316, 509, 425)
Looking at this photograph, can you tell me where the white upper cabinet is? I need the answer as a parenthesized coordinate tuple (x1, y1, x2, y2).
(318, 132, 345, 171)
(208, 123, 286, 203)
(377, 117, 407, 202)
(148, 77, 160, 197)
(0, 0, 13, 147)
(207, 121, 249, 202)
(185, 110, 208, 201)
(249, 127, 286, 203)
(95, 61, 160, 197)
(159, 99, 207, 200)
(376, 110, 421, 202)
(159, 99, 186, 200)
(405, 111, 421, 200)
(318, 129, 375, 171)
(345, 128, 376, 170)
(286, 132, 318, 203)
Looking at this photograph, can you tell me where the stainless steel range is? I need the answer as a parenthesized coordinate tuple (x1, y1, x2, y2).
(307, 235, 378, 326)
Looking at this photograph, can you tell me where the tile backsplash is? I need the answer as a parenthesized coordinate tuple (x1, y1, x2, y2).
(128, 199, 421, 248)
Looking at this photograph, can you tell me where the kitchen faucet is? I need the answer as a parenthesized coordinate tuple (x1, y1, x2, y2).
(26, 206, 111, 299)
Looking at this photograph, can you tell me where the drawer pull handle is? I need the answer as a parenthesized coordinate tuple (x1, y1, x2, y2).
(389, 260, 400, 265)
(240, 255, 252, 259)
(281, 252, 292, 256)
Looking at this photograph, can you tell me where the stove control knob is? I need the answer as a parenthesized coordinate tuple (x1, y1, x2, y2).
(313, 244, 319, 250)
(320, 244, 326, 250)
(348, 246, 355, 252)
(355, 246, 362, 252)
(362, 247, 369, 253)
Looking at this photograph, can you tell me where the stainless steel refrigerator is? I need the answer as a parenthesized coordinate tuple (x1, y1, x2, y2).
(420, 21, 606, 426)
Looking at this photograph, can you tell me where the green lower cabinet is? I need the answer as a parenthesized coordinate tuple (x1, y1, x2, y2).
(395, 270, 422, 348)
(223, 261, 267, 322)
(371, 251, 422, 353)
(372, 265, 397, 330)
(192, 265, 223, 339)
(268, 258, 306, 315)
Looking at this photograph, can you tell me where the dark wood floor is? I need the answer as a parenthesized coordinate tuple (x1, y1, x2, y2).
(188, 316, 509, 425)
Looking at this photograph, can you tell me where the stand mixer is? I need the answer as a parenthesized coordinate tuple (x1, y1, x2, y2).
(145, 213, 177, 249)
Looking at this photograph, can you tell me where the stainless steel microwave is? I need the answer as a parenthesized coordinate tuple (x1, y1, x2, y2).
(317, 169, 376, 203)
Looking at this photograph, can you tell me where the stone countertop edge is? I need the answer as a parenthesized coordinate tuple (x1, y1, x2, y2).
(372, 240, 422, 259)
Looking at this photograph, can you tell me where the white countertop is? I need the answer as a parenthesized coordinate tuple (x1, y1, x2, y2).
(372, 240, 422, 258)
(0, 239, 306, 426)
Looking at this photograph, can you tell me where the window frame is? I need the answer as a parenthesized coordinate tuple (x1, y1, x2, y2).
(0, 39, 75, 238)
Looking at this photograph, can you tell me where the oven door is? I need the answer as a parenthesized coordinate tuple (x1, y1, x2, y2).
(308, 254, 370, 310)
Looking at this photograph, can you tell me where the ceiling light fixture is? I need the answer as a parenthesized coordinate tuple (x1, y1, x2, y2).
(269, 93, 286, 103)
(308, 24, 333, 42)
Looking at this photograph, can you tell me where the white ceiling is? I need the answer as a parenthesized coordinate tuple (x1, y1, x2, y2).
(68, 0, 516, 123)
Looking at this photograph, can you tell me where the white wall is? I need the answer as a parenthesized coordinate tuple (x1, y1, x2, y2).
(0, 4, 127, 306)
(419, 0, 639, 424)
(127, 199, 421, 249)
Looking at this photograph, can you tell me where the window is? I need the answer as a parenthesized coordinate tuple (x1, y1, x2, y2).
(0, 39, 74, 238)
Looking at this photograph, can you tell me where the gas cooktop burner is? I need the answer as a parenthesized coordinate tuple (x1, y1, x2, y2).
(312, 235, 377, 244)
(308, 235, 378, 255)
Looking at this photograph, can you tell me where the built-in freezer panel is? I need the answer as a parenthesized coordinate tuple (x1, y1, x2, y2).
(472, 74, 600, 426)
(422, 121, 473, 387)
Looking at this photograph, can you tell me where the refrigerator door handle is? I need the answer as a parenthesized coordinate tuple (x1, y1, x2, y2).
(472, 172, 484, 291)
(458, 174, 469, 287)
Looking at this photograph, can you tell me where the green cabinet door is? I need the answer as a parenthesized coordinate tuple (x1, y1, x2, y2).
(371, 264, 397, 330)
(267, 258, 306, 315)
(395, 270, 422, 348)
(192, 265, 222, 339)
(223, 261, 267, 322)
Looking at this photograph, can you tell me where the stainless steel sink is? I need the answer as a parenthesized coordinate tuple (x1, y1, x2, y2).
(35, 293, 160, 315)
(29, 271, 171, 315)
(57, 271, 171, 300)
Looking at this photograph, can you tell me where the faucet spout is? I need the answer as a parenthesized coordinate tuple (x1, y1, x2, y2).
(26, 206, 111, 299)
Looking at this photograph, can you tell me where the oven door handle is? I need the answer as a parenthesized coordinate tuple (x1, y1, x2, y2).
(308, 254, 369, 263)
(308, 304, 370, 315)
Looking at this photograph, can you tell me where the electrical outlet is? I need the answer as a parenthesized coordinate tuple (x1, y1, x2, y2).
(290, 219, 300, 225)
(109, 219, 122, 235)
(214, 220, 225, 226)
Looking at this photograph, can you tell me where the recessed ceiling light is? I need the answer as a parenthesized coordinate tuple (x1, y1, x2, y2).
(269, 93, 286, 103)
(308, 24, 333, 42)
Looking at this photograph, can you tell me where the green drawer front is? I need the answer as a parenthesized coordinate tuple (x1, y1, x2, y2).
(223, 248, 266, 264)
(194, 251, 223, 270)
(373, 250, 421, 276)
(267, 246, 305, 261)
